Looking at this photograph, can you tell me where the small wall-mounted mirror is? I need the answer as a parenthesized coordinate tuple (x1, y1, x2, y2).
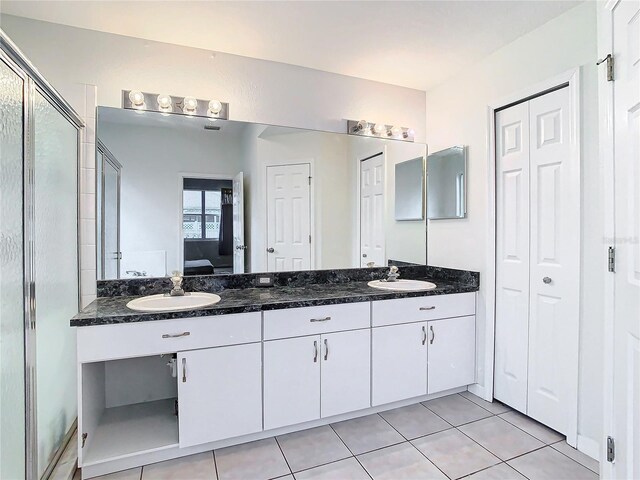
(427, 146, 466, 220)
(394, 157, 425, 221)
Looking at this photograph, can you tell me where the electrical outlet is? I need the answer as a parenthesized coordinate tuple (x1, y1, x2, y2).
(255, 274, 274, 287)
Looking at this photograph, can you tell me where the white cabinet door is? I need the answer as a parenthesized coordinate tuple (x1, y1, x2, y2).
(264, 335, 320, 430)
(321, 330, 370, 418)
(427, 316, 476, 394)
(372, 322, 427, 406)
(178, 343, 262, 448)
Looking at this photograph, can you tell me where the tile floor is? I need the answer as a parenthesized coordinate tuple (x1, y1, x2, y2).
(82, 393, 599, 480)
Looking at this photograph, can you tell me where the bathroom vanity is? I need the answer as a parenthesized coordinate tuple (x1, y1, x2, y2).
(72, 266, 479, 478)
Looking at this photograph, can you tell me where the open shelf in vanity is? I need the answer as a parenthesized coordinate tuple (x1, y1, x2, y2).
(80, 354, 179, 466)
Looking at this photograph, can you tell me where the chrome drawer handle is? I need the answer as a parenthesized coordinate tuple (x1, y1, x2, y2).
(162, 332, 191, 339)
(420, 306, 436, 311)
(310, 316, 331, 323)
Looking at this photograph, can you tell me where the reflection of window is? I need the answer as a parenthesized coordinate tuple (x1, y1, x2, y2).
(183, 190, 221, 239)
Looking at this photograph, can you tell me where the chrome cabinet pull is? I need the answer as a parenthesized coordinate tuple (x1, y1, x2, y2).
(324, 339, 329, 360)
(182, 358, 187, 383)
(430, 326, 435, 345)
(313, 340, 318, 362)
(310, 316, 331, 323)
(162, 331, 190, 339)
(420, 306, 436, 311)
(422, 326, 427, 345)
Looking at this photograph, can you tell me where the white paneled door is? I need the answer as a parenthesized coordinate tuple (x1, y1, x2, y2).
(266, 164, 311, 272)
(232, 172, 245, 273)
(611, 1, 640, 477)
(494, 85, 579, 438)
(360, 153, 385, 267)
(494, 101, 531, 413)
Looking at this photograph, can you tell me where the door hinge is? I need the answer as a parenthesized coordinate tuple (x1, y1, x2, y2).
(597, 54, 614, 82)
(607, 436, 615, 462)
(81, 433, 88, 448)
(608, 246, 616, 273)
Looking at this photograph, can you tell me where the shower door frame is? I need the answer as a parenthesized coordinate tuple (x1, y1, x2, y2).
(1, 30, 84, 480)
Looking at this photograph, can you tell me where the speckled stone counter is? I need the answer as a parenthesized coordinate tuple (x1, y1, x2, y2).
(72, 265, 479, 327)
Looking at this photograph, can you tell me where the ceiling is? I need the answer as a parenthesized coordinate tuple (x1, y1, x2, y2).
(0, 0, 581, 91)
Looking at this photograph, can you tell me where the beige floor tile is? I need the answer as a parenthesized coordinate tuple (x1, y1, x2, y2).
(459, 392, 512, 415)
(332, 414, 404, 455)
(508, 446, 599, 480)
(379, 404, 451, 439)
(142, 452, 215, 480)
(498, 411, 564, 444)
(358, 442, 447, 480)
(94, 468, 142, 480)
(215, 438, 289, 480)
(277, 426, 351, 472)
(551, 441, 600, 474)
(294, 458, 369, 480)
(412, 429, 500, 479)
(423, 394, 493, 426)
(459, 417, 544, 461)
(466, 463, 527, 479)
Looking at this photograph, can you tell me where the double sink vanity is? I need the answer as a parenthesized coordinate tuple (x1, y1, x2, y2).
(72, 265, 479, 479)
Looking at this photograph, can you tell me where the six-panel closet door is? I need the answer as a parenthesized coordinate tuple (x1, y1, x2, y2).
(495, 86, 579, 436)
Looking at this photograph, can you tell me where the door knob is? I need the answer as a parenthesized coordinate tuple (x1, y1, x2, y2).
(543, 276, 552, 284)
(362, 253, 367, 258)
(267, 247, 275, 253)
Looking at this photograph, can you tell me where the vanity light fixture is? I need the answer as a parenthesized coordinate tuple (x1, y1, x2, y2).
(347, 119, 415, 142)
(122, 90, 229, 120)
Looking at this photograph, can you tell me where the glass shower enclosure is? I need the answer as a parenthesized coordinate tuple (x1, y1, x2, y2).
(1, 31, 83, 480)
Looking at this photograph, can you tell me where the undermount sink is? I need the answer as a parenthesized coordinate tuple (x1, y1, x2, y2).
(367, 279, 437, 292)
(126, 292, 221, 312)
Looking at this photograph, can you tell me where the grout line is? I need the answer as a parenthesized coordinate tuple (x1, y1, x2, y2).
(496, 411, 564, 445)
(211, 449, 219, 480)
(273, 436, 294, 476)
(327, 423, 374, 480)
(548, 442, 600, 474)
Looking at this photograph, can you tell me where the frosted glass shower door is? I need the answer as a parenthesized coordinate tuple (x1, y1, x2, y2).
(33, 91, 79, 477)
(0, 56, 26, 480)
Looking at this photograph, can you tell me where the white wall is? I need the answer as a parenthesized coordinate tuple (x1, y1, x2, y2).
(0, 14, 426, 141)
(424, 1, 601, 455)
(98, 119, 245, 276)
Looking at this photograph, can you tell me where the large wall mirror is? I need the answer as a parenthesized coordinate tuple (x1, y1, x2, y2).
(96, 107, 428, 279)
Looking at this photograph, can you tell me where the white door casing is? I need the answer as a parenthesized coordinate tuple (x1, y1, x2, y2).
(320, 329, 371, 418)
(608, 1, 640, 478)
(360, 154, 385, 267)
(494, 101, 531, 414)
(266, 164, 311, 272)
(526, 88, 580, 434)
(232, 172, 245, 273)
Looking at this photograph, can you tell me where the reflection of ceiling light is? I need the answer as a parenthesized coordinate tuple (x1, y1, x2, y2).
(183, 96, 198, 114)
(373, 123, 385, 135)
(346, 119, 414, 143)
(208, 99, 222, 116)
(128, 90, 145, 109)
(157, 94, 172, 112)
(353, 119, 368, 133)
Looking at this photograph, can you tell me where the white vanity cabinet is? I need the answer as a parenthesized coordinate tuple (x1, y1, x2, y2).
(177, 342, 262, 448)
(263, 303, 371, 430)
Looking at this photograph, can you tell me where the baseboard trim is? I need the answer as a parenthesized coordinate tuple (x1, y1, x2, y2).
(577, 434, 600, 461)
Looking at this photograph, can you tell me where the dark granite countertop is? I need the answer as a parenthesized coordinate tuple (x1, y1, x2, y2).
(71, 277, 478, 327)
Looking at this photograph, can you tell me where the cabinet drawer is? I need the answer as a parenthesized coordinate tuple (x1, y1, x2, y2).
(77, 312, 262, 362)
(263, 302, 370, 340)
(372, 292, 475, 327)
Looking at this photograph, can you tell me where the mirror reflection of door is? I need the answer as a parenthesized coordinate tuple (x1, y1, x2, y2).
(232, 172, 246, 273)
(97, 141, 122, 279)
(360, 153, 385, 267)
(266, 163, 312, 272)
(182, 177, 236, 275)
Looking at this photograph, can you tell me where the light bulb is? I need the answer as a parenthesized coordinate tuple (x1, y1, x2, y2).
(373, 123, 385, 135)
(128, 90, 145, 108)
(354, 119, 368, 133)
(157, 94, 172, 112)
(390, 126, 402, 138)
(405, 128, 416, 138)
(208, 99, 222, 115)
(183, 96, 198, 114)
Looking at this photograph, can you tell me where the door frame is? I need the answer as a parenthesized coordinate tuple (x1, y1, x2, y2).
(262, 159, 315, 272)
(97, 139, 122, 279)
(355, 148, 387, 268)
(485, 67, 581, 447)
(177, 172, 234, 274)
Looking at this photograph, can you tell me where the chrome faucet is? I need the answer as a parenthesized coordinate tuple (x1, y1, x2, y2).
(125, 270, 147, 277)
(385, 265, 400, 282)
(169, 271, 185, 296)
